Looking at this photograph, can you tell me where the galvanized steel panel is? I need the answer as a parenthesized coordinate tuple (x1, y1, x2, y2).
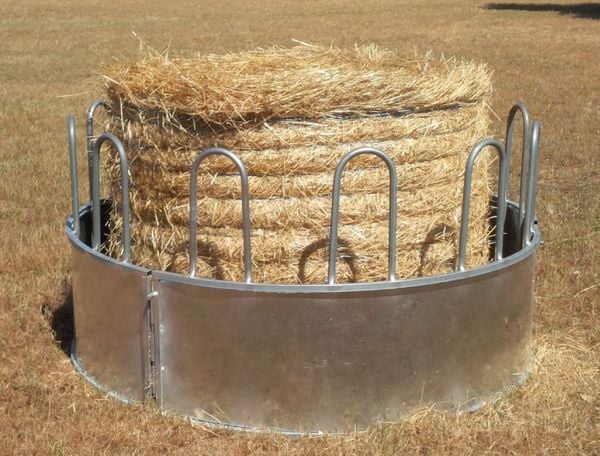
(154, 255, 534, 433)
(71, 242, 149, 402)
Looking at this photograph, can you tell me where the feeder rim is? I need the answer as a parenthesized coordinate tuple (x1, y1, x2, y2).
(65, 200, 540, 295)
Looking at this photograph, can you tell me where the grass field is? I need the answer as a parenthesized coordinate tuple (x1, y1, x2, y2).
(0, 0, 598, 454)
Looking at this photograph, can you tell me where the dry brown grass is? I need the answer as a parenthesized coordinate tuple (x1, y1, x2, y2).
(0, 0, 598, 454)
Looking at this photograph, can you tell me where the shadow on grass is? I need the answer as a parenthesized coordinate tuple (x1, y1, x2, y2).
(41, 279, 74, 356)
(485, 2, 600, 19)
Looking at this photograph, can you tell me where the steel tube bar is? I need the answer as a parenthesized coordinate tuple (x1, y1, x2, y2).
(86, 99, 108, 202)
(68, 115, 80, 237)
(505, 102, 531, 228)
(457, 139, 509, 271)
(328, 147, 397, 284)
(91, 133, 131, 262)
(189, 147, 252, 283)
(523, 121, 541, 247)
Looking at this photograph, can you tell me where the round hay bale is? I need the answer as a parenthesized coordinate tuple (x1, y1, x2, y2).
(101, 44, 493, 284)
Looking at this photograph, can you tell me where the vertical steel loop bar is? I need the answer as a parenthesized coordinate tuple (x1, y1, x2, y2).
(523, 121, 541, 247)
(189, 147, 252, 283)
(68, 115, 80, 237)
(86, 99, 109, 202)
(91, 133, 131, 263)
(328, 147, 397, 285)
(505, 102, 531, 227)
(457, 139, 508, 272)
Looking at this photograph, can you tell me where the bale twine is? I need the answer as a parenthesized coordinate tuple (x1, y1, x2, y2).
(101, 44, 493, 284)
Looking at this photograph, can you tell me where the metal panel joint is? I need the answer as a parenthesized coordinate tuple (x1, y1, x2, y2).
(145, 273, 159, 402)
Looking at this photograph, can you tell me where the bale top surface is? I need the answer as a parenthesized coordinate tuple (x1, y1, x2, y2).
(103, 44, 492, 129)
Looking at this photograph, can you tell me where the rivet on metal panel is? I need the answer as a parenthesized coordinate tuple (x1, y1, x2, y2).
(457, 139, 509, 272)
(189, 147, 252, 283)
(328, 147, 398, 284)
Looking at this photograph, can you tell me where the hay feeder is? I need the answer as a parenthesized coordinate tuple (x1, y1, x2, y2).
(65, 100, 541, 434)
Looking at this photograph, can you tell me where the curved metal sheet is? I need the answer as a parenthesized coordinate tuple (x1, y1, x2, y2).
(68, 207, 150, 402)
(153, 249, 535, 433)
(66, 202, 540, 433)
